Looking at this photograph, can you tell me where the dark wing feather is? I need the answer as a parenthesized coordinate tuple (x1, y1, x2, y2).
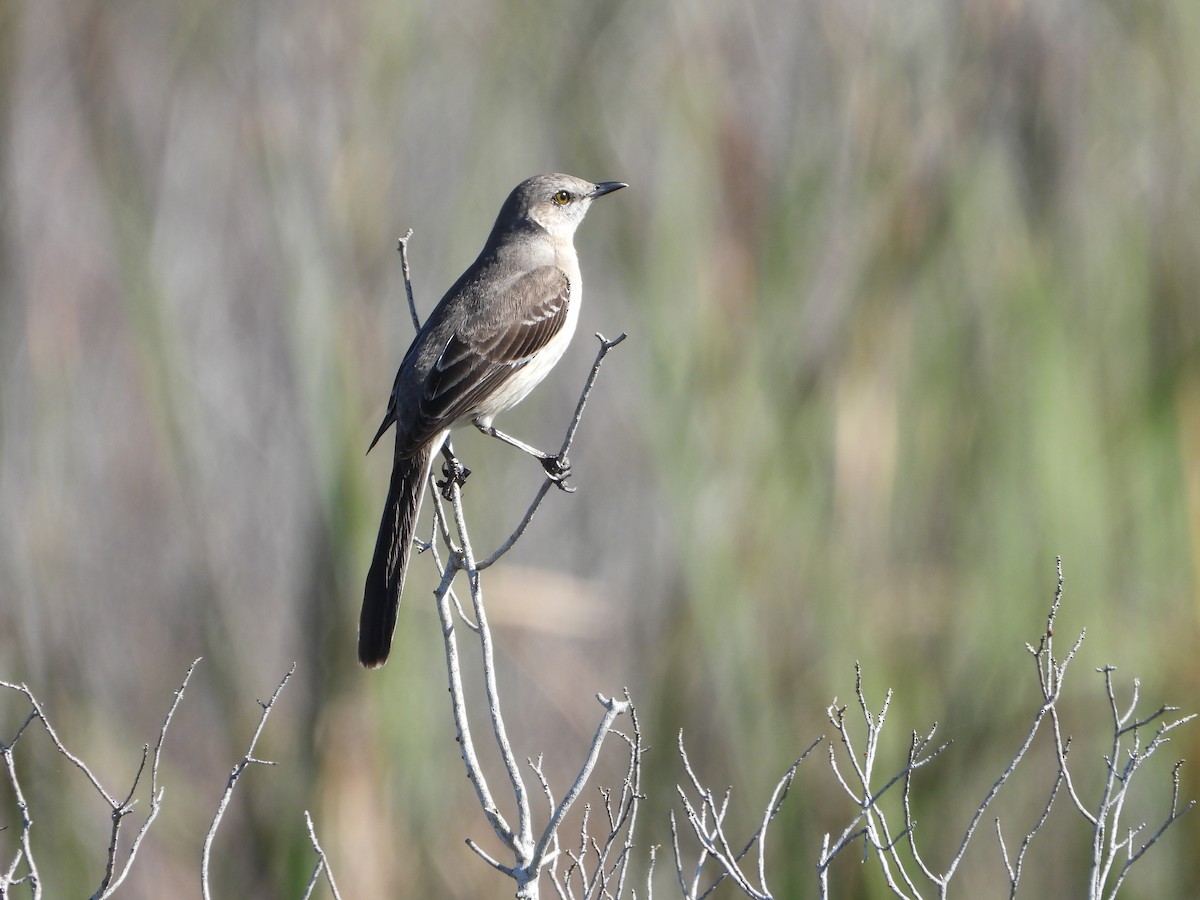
(408, 265, 570, 447)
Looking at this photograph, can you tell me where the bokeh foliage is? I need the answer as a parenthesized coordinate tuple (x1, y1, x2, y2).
(1, 0, 1197, 896)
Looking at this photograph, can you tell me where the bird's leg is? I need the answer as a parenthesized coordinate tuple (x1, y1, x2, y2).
(475, 423, 574, 492)
(437, 440, 472, 499)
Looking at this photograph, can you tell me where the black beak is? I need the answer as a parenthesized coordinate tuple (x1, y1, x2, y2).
(588, 181, 628, 199)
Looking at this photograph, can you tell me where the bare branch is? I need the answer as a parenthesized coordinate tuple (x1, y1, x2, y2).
(1, 660, 200, 900)
(201, 664, 295, 900)
(301, 811, 344, 900)
(446, 477, 534, 861)
(432, 554, 515, 850)
(530, 693, 630, 876)
(0, 708, 41, 898)
(997, 766, 1064, 898)
(554, 333, 627, 460)
(93, 658, 201, 899)
(673, 732, 820, 900)
(0, 680, 118, 806)
(812, 558, 1195, 899)
(467, 837, 517, 876)
(396, 228, 420, 332)
(480, 332, 627, 570)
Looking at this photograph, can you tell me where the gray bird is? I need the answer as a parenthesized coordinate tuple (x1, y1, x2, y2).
(360, 173, 626, 667)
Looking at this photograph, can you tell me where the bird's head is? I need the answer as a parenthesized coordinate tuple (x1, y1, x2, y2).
(495, 174, 626, 245)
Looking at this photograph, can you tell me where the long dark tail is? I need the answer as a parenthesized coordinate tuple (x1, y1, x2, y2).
(359, 441, 433, 667)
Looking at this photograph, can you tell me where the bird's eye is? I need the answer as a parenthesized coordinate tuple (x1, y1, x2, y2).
(552, 190, 572, 205)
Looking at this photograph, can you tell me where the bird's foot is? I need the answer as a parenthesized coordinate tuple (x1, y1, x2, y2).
(541, 454, 575, 493)
(438, 456, 472, 499)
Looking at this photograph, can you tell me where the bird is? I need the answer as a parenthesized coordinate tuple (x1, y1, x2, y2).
(359, 173, 626, 668)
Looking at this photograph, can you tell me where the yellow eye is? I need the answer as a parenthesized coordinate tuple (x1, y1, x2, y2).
(552, 189, 572, 205)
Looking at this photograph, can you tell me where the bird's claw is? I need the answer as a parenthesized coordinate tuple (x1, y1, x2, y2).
(541, 454, 575, 492)
(438, 456, 472, 499)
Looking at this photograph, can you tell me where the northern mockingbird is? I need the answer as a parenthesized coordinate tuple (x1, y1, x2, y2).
(360, 173, 626, 668)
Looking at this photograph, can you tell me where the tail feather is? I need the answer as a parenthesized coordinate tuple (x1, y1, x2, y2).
(359, 441, 433, 667)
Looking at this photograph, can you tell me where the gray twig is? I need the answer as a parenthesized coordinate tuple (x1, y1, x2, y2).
(480, 332, 627, 570)
(672, 731, 820, 900)
(200, 664, 295, 900)
(1, 659, 200, 900)
(397, 229, 420, 332)
(301, 810, 344, 900)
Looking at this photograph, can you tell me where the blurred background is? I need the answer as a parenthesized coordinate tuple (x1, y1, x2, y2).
(1, 0, 1198, 896)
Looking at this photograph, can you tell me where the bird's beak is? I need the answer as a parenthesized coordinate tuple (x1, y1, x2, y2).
(588, 181, 627, 199)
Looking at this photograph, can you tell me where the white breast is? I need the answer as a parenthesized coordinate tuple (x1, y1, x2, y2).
(468, 244, 583, 428)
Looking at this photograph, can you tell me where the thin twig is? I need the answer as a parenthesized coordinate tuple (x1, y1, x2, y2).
(529, 693, 630, 876)
(999, 764, 1064, 898)
(608, 695, 646, 899)
(0, 709, 41, 899)
(397, 229, 420, 332)
(301, 810, 344, 900)
(449, 480, 534, 864)
(466, 838, 516, 877)
(200, 664, 295, 900)
(674, 732, 821, 900)
(1, 661, 201, 900)
(480, 332, 627, 570)
(93, 658, 201, 899)
(432, 553, 515, 850)
(555, 332, 627, 459)
(0, 681, 117, 806)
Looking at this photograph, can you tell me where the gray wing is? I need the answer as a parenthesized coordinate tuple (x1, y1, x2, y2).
(365, 265, 570, 455)
(411, 265, 570, 445)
